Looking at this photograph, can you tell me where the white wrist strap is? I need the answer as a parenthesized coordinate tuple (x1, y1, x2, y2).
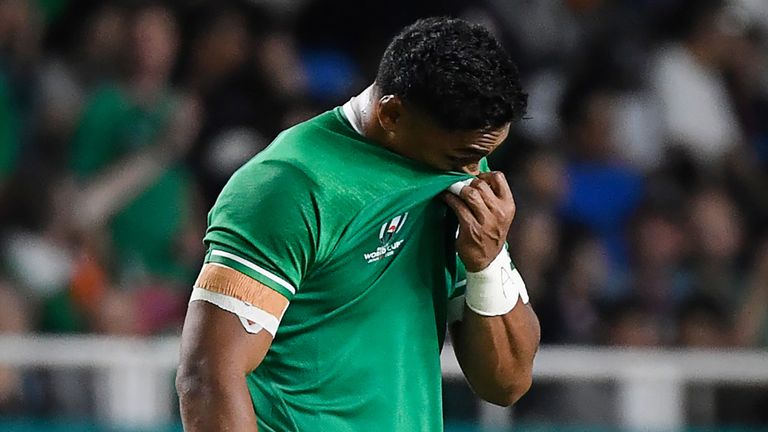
(465, 248, 529, 316)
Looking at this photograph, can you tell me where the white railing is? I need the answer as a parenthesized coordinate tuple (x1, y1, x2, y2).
(0, 335, 767, 430)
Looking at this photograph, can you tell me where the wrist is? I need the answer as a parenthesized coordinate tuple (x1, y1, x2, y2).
(464, 254, 495, 273)
(465, 248, 529, 316)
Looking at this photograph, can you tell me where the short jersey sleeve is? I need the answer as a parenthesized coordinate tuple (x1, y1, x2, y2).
(203, 161, 320, 301)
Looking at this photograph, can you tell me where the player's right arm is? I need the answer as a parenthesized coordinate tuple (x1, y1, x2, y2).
(177, 260, 293, 430)
(177, 287, 272, 431)
(176, 161, 319, 431)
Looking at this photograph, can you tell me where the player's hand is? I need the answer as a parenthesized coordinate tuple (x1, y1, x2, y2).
(442, 171, 516, 272)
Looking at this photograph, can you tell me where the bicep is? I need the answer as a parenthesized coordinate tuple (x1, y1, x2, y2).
(177, 297, 271, 430)
(179, 261, 292, 377)
(179, 299, 273, 380)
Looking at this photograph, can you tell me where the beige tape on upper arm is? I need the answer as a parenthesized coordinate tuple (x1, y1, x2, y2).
(194, 263, 289, 319)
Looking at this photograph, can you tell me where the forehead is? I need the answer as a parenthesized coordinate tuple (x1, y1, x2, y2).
(438, 123, 511, 148)
(400, 102, 511, 147)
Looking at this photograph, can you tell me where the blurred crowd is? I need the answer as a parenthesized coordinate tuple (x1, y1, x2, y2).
(1, 0, 768, 410)
(500, 0, 768, 350)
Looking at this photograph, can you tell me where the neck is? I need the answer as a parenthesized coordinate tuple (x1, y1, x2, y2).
(350, 85, 378, 135)
(349, 84, 398, 152)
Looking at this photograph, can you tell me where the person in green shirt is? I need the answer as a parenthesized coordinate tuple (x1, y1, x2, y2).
(177, 17, 540, 431)
(69, 3, 200, 285)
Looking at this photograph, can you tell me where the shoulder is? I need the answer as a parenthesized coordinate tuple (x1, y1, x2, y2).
(260, 109, 345, 162)
(234, 109, 361, 199)
(219, 157, 318, 208)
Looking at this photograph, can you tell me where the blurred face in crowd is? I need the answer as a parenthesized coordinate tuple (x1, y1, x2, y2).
(525, 151, 567, 205)
(689, 6, 750, 68)
(83, 5, 126, 66)
(568, 237, 609, 296)
(192, 12, 250, 83)
(572, 92, 616, 161)
(131, 5, 179, 78)
(689, 188, 743, 262)
(678, 310, 727, 348)
(633, 213, 685, 268)
(607, 309, 661, 347)
(516, 210, 561, 273)
(0, 0, 27, 40)
(0, 0, 40, 57)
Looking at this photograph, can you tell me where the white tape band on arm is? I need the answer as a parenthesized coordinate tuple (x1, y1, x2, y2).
(465, 248, 529, 316)
(189, 287, 280, 335)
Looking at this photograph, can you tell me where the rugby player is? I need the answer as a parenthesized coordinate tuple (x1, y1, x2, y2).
(177, 16, 540, 431)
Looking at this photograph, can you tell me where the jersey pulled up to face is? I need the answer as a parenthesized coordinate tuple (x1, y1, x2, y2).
(202, 106, 484, 432)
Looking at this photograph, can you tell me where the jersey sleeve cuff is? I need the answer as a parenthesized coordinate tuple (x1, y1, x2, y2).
(205, 249, 296, 301)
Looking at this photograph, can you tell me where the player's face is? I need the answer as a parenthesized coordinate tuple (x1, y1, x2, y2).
(400, 109, 511, 174)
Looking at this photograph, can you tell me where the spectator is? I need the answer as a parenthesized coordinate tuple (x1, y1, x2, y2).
(0, 72, 18, 208)
(735, 238, 768, 347)
(183, 5, 283, 207)
(0, 281, 31, 413)
(677, 295, 732, 348)
(686, 186, 747, 309)
(651, 0, 745, 167)
(625, 201, 689, 337)
(602, 298, 662, 347)
(0, 0, 43, 224)
(510, 209, 561, 305)
(558, 81, 644, 279)
(538, 234, 609, 344)
(38, 2, 128, 146)
(68, 2, 199, 279)
(63, 2, 201, 333)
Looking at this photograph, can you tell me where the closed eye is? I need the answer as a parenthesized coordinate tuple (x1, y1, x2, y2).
(456, 148, 490, 159)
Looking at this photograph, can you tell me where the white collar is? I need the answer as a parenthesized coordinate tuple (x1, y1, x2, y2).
(341, 86, 372, 136)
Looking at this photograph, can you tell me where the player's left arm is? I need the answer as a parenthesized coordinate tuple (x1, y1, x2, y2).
(444, 171, 541, 407)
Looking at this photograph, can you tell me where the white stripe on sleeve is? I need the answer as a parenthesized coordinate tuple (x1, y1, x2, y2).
(209, 250, 296, 295)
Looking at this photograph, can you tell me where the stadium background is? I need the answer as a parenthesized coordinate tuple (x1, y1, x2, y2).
(0, 0, 767, 430)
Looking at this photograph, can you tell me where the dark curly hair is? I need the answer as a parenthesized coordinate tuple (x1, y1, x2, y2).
(376, 17, 527, 131)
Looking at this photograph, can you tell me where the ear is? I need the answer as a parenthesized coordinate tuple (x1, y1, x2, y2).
(376, 95, 403, 133)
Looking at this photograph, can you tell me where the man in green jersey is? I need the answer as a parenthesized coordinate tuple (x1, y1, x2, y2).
(177, 17, 540, 431)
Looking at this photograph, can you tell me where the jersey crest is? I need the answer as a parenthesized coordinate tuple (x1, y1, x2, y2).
(379, 212, 408, 245)
(363, 212, 409, 264)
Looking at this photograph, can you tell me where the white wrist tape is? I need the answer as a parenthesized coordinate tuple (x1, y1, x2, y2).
(465, 249, 529, 316)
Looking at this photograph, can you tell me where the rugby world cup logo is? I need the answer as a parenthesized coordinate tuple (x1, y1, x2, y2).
(379, 212, 408, 245)
(364, 212, 409, 263)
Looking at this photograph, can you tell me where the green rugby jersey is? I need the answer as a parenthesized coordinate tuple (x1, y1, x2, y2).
(204, 106, 483, 431)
